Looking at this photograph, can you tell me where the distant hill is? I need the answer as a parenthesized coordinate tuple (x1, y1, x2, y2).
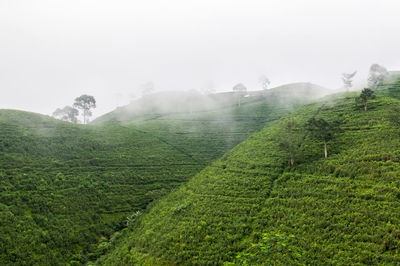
(0, 82, 328, 265)
(98, 80, 400, 265)
(254, 82, 329, 99)
(92, 82, 330, 124)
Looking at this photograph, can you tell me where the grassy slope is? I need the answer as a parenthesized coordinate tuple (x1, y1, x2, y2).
(100, 81, 400, 265)
(0, 83, 325, 265)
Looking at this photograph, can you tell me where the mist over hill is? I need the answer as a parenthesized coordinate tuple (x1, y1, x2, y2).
(93, 82, 329, 124)
(2, 78, 400, 265)
(2, 0, 400, 264)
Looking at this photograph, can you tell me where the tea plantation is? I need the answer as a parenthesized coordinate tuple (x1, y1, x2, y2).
(0, 83, 324, 264)
(98, 80, 400, 265)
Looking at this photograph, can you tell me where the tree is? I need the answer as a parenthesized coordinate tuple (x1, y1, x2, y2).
(278, 118, 302, 166)
(342, 71, 357, 91)
(233, 83, 247, 107)
(52, 106, 79, 123)
(306, 117, 341, 158)
(259, 75, 271, 90)
(368, 64, 389, 89)
(357, 88, 375, 111)
(73, 95, 96, 124)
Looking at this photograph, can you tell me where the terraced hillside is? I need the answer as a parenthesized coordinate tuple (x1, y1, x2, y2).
(99, 80, 400, 265)
(0, 83, 327, 265)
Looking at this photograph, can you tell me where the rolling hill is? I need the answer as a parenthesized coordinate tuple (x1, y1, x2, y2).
(0, 83, 327, 265)
(98, 79, 400, 265)
(92, 82, 328, 125)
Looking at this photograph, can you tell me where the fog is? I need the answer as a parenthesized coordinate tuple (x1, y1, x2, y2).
(1, 0, 400, 119)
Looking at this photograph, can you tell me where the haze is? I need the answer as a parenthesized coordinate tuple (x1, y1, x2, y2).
(1, 0, 400, 119)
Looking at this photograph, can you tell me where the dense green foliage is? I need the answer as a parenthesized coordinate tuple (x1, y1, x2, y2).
(99, 81, 400, 265)
(228, 232, 302, 265)
(306, 117, 342, 158)
(357, 88, 376, 111)
(0, 83, 323, 265)
(73, 94, 96, 124)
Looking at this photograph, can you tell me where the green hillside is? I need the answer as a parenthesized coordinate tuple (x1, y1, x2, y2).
(92, 82, 328, 125)
(0, 83, 325, 265)
(98, 80, 400, 265)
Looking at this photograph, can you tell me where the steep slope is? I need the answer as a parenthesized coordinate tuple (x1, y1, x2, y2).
(0, 83, 327, 265)
(99, 81, 400, 265)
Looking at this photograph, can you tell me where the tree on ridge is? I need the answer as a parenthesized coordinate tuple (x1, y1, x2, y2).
(233, 83, 247, 107)
(73, 95, 96, 124)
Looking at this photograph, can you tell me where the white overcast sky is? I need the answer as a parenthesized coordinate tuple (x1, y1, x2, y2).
(1, 0, 400, 118)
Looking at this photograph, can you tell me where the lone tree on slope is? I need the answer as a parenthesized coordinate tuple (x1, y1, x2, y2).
(73, 94, 96, 124)
(342, 71, 357, 91)
(233, 83, 247, 107)
(52, 106, 79, 123)
(357, 88, 376, 111)
(278, 118, 302, 166)
(306, 117, 341, 159)
(368, 64, 389, 89)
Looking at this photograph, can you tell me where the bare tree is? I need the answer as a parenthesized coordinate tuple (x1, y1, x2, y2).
(368, 64, 389, 89)
(73, 95, 96, 124)
(342, 71, 357, 91)
(52, 106, 79, 123)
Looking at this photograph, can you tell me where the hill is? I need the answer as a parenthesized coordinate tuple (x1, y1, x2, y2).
(92, 82, 329, 124)
(98, 80, 400, 265)
(0, 83, 327, 265)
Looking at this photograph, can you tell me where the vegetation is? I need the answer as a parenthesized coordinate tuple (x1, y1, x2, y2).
(305, 117, 341, 158)
(232, 83, 248, 107)
(0, 83, 324, 265)
(368, 64, 389, 89)
(98, 79, 400, 265)
(342, 71, 357, 91)
(277, 118, 301, 166)
(357, 88, 376, 111)
(73, 94, 97, 124)
(52, 106, 79, 123)
(227, 232, 302, 265)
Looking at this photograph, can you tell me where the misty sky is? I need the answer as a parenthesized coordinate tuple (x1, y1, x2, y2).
(1, 0, 400, 119)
